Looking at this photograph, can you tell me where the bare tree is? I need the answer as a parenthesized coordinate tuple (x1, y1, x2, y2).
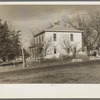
(30, 21, 59, 61)
(30, 30, 36, 47)
(67, 11, 100, 56)
(59, 14, 91, 51)
(88, 11, 100, 48)
(60, 35, 81, 58)
(37, 37, 53, 60)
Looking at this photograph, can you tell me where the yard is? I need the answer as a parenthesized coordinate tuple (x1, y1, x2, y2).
(0, 60, 100, 83)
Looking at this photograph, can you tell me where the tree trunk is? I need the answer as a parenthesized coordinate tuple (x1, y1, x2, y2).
(87, 47, 91, 56)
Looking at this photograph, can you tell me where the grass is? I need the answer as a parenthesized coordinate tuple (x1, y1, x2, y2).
(0, 59, 100, 83)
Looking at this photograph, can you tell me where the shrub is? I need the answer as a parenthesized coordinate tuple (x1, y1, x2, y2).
(98, 51, 100, 55)
(59, 54, 73, 61)
(41, 57, 60, 64)
(91, 51, 97, 56)
(75, 52, 89, 61)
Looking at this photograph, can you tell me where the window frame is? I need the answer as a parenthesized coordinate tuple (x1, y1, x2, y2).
(70, 34, 73, 41)
(53, 33, 56, 41)
(54, 47, 57, 54)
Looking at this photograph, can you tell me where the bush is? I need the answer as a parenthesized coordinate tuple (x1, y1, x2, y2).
(75, 52, 89, 61)
(59, 54, 73, 61)
(41, 57, 60, 64)
(91, 51, 97, 56)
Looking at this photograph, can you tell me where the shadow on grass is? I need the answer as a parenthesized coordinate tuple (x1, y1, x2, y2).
(0, 61, 23, 66)
(0, 59, 100, 78)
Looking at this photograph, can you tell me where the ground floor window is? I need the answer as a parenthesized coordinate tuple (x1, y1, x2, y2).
(54, 48, 57, 54)
(74, 47, 76, 53)
(67, 48, 70, 54)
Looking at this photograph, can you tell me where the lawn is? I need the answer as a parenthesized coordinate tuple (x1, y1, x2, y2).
(0, 60, 100, 83)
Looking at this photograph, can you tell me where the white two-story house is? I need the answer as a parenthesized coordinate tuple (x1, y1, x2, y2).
(33, 27, 83, 60)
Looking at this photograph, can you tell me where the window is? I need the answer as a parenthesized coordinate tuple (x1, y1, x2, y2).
(54, 48, 57, 54)
(37, 37, 38, 44)
(39, 36, 41, 43)
(70, 34, 73, 41)
(53, 34, 56, 41)
(82, 48, 84, 52)
(42, 35, 44, 41)
(74, 47, 76, 53)
(67, 48, 70, 54)
(38, 36, 39, 43)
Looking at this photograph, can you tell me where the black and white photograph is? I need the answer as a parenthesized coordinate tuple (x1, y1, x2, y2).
(1, 3, 100, 84)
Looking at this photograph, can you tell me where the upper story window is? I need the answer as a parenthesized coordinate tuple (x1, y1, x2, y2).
(70, 34, 73, 41)
(53, 34, 56, 41)
(42, 34, 44, 42)
(36, 37, 38, 44)
(39, 36, 41, 42)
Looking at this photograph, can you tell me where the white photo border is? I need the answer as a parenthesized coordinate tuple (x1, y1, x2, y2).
(0, 1, 100, 98)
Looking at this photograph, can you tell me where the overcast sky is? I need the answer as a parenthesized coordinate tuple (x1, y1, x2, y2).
(0, 5, 100, 48)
